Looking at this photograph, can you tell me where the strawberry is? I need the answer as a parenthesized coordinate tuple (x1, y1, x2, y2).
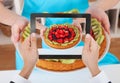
(56, 35, 60, 38)
(64, 38, 69, 42)
(48, 35, 52, 40)
(57, 39, 63, 43)
(56, 29, 60, 33)
(71, 31, 75, 36)
(49, 30, 53, 34)
(64, 31, 69, 36)
(60, 34, 65, 38)
(69, 28, 73, 32)
(65, 33, 69, 37)
(52, 31, 55, 34)
(59, 29, 64, 34)
(55, 32, 58, 35)
(69, 37, 74, 41)
(64, 30, 69, 34)
(71, 33, 75, 37)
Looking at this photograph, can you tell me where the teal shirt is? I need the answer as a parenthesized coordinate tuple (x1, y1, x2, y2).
(22, 0, 89, 19)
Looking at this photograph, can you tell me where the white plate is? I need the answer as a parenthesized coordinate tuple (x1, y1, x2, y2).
(38, 46, 83, 55)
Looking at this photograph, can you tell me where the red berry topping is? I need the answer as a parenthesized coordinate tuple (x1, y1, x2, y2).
(64, 38, 69, 42)
(60, 34, 65, 38)
(69, 28, 73, 32)
(57, 39, 63, 43)
(69, 37, 74, 41)
(59, 30, 65, 34)
(47, 24, 77, 43)
(48, 35, 52, 40)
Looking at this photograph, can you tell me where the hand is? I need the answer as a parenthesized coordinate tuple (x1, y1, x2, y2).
(18, 33, 38, 79)
(36, 21, 47, 39)
(72, 19, 83, 32)
(82, 34, 101, 77)
(86, 6, 110, 34)
(11, 17, 28, 46)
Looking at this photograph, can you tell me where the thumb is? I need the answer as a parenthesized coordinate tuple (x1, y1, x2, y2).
(40, 27, 46, 39)
(72, 20, 82, 32)
(84, 34, 91, 51)
(31, 33, 37, 49)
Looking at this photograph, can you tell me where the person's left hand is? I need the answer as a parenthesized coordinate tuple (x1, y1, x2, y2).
(86, 6, 110, 34)
(18, 33, 38, 79)
(19, 33, 38, 67)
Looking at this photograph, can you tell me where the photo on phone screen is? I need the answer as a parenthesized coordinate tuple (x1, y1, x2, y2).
(30, 13, 91, 59)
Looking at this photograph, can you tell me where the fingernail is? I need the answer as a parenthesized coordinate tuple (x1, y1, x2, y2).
(31, 33, 36, 37)
(86, 34, 90, 38)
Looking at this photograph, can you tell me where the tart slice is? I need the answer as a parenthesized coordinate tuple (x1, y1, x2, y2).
(21, 24, 30, 42)
(90, 18, 107, 57)
(44, 24, 81, 49)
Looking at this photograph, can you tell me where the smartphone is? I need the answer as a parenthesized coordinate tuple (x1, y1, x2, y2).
(30, 13, 91, 59)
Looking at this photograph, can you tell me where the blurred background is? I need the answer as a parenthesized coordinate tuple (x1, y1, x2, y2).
(0, 0, 120, 70)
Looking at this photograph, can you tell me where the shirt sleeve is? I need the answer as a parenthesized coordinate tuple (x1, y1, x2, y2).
(90, 71, 112, 83)
(10, 74, 31, 83)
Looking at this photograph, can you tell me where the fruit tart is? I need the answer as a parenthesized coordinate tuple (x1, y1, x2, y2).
(21, 18, 107, 71)
(44, 24, 81, 49)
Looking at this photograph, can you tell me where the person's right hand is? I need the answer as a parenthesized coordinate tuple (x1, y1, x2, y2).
(82, 34, 101, 77)
(11, 17, 28, 46)
(36, 21, 47, 39)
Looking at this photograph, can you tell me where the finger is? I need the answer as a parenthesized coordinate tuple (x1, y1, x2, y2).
(23, 35, 31, 48)
(40, 27, 46, 39)
(72, 20, 82, 32)
(90, 37, 99, 50)
(18, 35, 31, 53)
(102, 16, 110, 34)
(31, 33, 37, 49)
(11, 24, 20, 43)
(83, 34, 91, 51)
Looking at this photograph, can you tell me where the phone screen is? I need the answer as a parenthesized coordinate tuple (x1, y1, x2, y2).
(30, 13, 91, 59)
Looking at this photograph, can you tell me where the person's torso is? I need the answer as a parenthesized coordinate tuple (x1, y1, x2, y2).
(22, 0, 89, 19)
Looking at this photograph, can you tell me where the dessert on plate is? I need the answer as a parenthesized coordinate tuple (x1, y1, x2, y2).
(44, 24, 81, 49)
(21, 18, 107, 71)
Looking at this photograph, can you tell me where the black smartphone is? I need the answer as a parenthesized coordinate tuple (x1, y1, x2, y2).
(30, 13, 91, 59)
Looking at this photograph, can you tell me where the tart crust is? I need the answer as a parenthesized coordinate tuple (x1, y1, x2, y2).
(36, 59, 85, 71)
(44, 24, 81, 49)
